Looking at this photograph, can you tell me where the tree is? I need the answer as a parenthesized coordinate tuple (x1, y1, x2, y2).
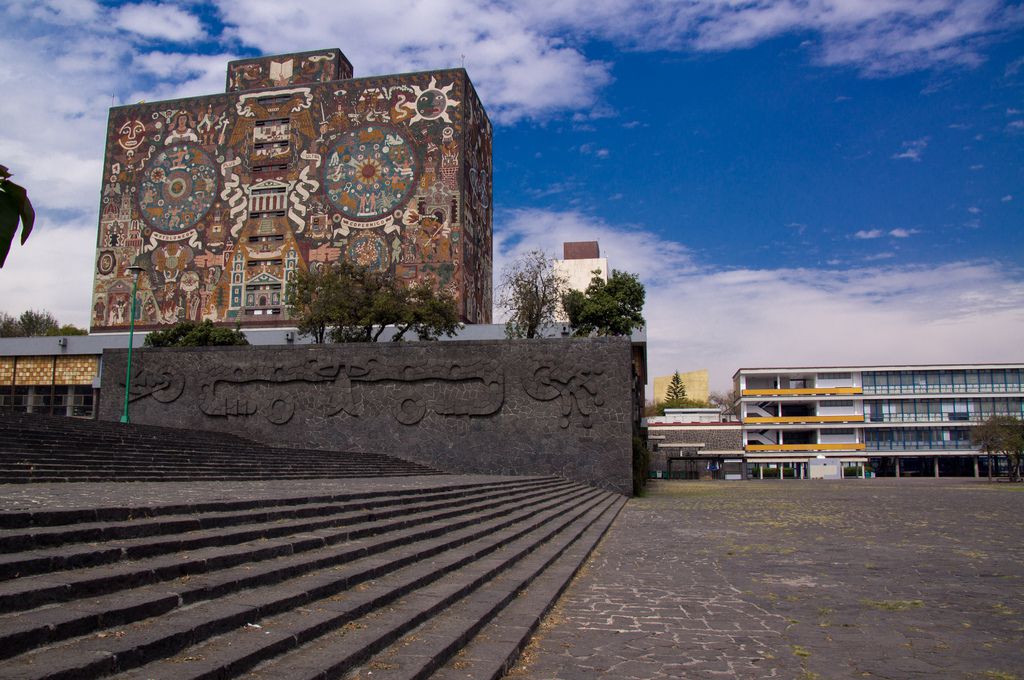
(563, 269, 645, 337)
(656, 370, 704, 414)
(0, 165, 34, 268)
(0, 309, 85, 337)
(971, 415, 1024, 482)
(395, 282, 461, 341)
(287, 260, 461, 343)
(709, 388, 742, 420)
(144, 320, 249, 347)
(286, 263, 348, 343)
(665, 371, 687, 403)
(497, 250, 567, 339)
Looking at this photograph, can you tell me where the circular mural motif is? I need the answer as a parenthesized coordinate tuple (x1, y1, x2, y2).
(348, 234, 388, 271)
(97, 250, 116, 276)
(137, 143, 217, 234)
(324, 126, 419, 221)
(415, 90, 448, 119)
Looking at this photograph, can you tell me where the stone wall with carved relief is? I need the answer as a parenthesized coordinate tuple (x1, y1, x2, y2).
(98, 338, 634, 494)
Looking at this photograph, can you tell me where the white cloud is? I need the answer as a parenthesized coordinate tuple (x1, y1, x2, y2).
(968, 206, 982, 214)
(888, 228, 920, 238)
(496, 208, 1024, 393)
(854, 229, 883, 239)
(215, 0, 612, 124)
(970, 164, 984, 170)
(892, 137, 929, 161)
(864, 251, 896, 261)
(1002, 195, 1013, 202)
(0, 222, 97, 327)
(115, 3, 206, 42)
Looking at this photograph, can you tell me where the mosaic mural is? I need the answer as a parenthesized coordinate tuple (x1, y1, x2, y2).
(92, 50, 492, 332)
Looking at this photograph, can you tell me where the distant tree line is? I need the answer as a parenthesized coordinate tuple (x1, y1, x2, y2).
(0, 310, 86, 337)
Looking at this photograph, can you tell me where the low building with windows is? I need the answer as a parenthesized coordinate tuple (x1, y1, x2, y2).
(734, 364, 1024, 478)
(645, 408, 744, 480)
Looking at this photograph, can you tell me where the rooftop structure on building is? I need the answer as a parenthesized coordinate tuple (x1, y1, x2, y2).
(91, 48, 492, 333)
(553, 241, 608, 293)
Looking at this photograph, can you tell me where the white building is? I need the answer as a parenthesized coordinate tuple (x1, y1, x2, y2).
(734, 364, 1024, 479)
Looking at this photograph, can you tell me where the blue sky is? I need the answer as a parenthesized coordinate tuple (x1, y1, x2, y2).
(1, 0, 1022, 392)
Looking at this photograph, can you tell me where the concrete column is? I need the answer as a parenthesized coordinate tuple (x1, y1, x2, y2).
(934, 457, 940, 478)
(974, 457, 979, 478)
(860, 463, 865, 479)
(778, 465, 783, 480)
(759, 465, 764, 480)
(895, 457, 901, 478)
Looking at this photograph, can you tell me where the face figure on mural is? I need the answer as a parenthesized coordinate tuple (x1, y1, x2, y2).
(118, 120, 146, 152)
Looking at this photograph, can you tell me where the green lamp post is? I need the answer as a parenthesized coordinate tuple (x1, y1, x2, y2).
(120, 262, 146, 424)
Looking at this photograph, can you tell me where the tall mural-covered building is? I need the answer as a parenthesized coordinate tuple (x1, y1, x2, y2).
(91, 48, 492, 332)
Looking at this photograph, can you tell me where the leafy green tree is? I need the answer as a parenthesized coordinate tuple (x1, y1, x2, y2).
(394, 282, 461, 341)
(144, 320, 248, 347)
(563, 269, 645, 337)
(287, 260, 460, 343)
(0, 309, 83, 337)
(972, 415, 1024, 482)
(497, 250, 567, 339)
(286, 263, 348, 343)
(0, 165, 34, 268)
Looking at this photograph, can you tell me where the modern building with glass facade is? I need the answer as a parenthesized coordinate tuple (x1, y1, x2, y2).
(734, 364, 1024, 478)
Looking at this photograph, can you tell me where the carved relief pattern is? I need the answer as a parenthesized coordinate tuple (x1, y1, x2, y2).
(125, 355, 607, 429)
(522, 365, 605, 429)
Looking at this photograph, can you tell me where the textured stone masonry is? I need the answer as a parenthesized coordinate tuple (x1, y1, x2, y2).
(99, 337, 635, 494)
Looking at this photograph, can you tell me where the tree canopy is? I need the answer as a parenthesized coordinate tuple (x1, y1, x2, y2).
(665, 371, 687, 402)
(497, 250, 567, 339)
(563, 269, 645, 337)
(971, 415, 1024, 482)
(143, 320, 249, 347)
(0, 165, 34, 268)
(0, 310, 86, 337)
(286, 260, 460, 343)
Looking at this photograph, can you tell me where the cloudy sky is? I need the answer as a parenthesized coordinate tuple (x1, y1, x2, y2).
(1, 0, 1022, 392)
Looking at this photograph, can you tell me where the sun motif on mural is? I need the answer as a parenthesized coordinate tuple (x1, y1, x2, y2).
(323, 125, 420, 221)
(407, 77, 460, 125)
(137, 143, 218, 234)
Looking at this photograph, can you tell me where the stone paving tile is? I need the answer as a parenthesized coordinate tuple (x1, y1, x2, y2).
(514, 479, 1024, 680)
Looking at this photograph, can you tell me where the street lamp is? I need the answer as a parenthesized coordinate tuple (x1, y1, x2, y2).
(120, 261, 146, 424)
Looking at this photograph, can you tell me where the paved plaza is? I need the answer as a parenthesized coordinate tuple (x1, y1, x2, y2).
(514, 479, 1024, 680)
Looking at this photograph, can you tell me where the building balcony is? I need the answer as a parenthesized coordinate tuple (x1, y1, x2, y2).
(742, 387, 863, 397)
(745, 443, 866, 452)
(745, 415, 865, 424)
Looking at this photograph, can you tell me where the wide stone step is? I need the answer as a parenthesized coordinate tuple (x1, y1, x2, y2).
(348, 493, 625, 680)
(0, 485, 607, 679)
(0, 479, 572, 589)
(0, 412, 440, 483)
(114, 489, 615, 680)
(0, 482, 590, 661)
(0, 478, 557, 550)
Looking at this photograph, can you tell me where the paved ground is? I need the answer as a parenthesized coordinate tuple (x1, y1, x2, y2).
(513, 479, 1024, 680)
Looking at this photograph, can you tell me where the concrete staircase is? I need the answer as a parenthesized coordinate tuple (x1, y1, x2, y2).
(0, 476, 625, 679)
(0, 411, 627, 678)
(0, 411, 438, 482)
